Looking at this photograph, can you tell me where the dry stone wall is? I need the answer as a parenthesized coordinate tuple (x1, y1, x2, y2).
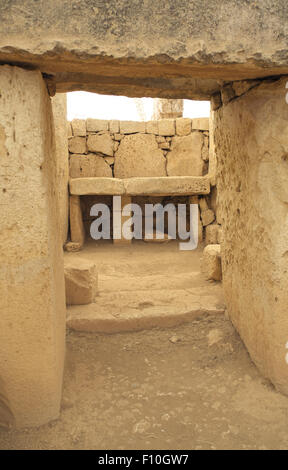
(68, 118, 210, 179)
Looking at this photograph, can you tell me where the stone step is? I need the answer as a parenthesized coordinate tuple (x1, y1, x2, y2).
(67, 287, 225, 334)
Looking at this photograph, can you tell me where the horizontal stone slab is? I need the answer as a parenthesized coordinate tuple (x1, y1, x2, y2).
(124, 176, 210, 196)
(70, 177, 125, 195)
(70, 176, 210, 196)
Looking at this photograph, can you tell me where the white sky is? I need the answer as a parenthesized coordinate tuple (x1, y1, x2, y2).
(67, 92, 210, 121)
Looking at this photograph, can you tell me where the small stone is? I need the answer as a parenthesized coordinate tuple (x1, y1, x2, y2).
(71, 119, 86, 136)
(192, 118, 209, 131)
(109, 120, 120, 133)
(169, 335, 181, 343)
(64, 242, 82, 252)
(158, 119, 175, 136)
(120, 121, 145, 134)
(201, 244, 222, 281)
(68, 136, 87, 154)
(86, 118, 108, 132)
(87, 133, 114, 156)
(201, 209, 215, 226)
(176, 118, 192, 136)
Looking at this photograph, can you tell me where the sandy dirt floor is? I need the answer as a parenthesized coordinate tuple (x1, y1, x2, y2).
(1, 242, 288, 450)
(1, 315, 288, 450)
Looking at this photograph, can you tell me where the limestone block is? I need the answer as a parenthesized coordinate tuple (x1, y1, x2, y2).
(215, 77, 288, 394)
(0, 65, 66, 427)
(202, 134, 209, 161)
(176, 118, 192, 136)
(87, 134, 114, 156)
(199, 197, 209, 212)
(70, 177, 125, 196)
(109, 120, 120, 133)
(158, 119, 175, 136)
(124, 176, 210, 196)
(64, 242, 82, 252)
(68, 136, 87, 154)
(120, 121, 145, 134)
(159, 141, 170, 150)
(192, 118, 209, 131)
(232, 80, 260, 97)
(201, 209, 215, 227)
(86, 119, 108, 132)
(69, 153, 112, 178)
(167, 133, 204, 176)
(114, 134, 167, 178)
(65, 259, 98, 305)
(202, 245, 222, 281)
(205, 224, 220, 245)
(52, 94, 69, 245)
(71, 119, 86, 136)
(146, 121, 159, 134)
(70, 195, 85, 246)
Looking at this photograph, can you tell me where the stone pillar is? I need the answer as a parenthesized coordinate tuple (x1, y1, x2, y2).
(215, 77, 288, 394)
(70, 195, 85, 247)
(51, 94, 69, 246)
(113, 195, 132, 244)
(0, 66, 66, 427)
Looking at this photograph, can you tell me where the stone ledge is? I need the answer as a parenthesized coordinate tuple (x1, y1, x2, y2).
(69, 176, 210, 196)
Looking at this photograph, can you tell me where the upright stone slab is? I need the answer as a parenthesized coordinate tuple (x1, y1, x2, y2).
(215, 77, 288, 394)
(0, 66, 66, 427)
(52, 94, 69, 245)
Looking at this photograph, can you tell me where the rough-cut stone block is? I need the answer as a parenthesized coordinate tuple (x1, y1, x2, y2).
(65, 259, 98, 305)
(70, 177, 125, 196)
(70, 195, 85, 246)
(87, 134, 114, 156)
(109, 120, 120, 133)
(199, 197, 209, 212)
(0, 65, 66, 428)
(176, 118, 192, 136)
(201, 209, 215, 227)
(86, 119, 108, 132)
(114, 134, 166, 178)
(64, 242, 82, 252)
(167, 133, 204, 176)
(202, 245, 222, 281)
(71, 119, 86, 136)
(192, 118, 209, 131)
(68, 136, 87, 154)
(120, 121, 146, 134)
(205, 224, 220, 245)
(146, 121, 159, 134)
(124, 176, 210, 196)
(69, 153, 112, 178)
(158, 119, 175, 136)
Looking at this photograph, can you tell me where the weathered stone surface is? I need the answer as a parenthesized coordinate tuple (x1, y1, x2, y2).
(167, 133, 204, 176)
(146, 121, 159, 134)
(64, 259, 98, 305)
(68, 136, 87, 154)
(114, 134, 166, 178)
(201, 209, 215, 227)
(0, 65, 66, 428)
(119, 121, 145, 134)
(52, 93, 69, 245)
(70, 177, 125, 196)
(211, 93, 222, 111)
(1, 2, 288, 100)
(192, 118, 209, 131)
(215, 76, 288, 394)
(221, 84, 235, 105)
(109, 120, 120, 133)
(87, 133, 114, 156)
(176, 118, 191, 136)
(124, 176, 210, 196)
(70, 153, 112, 178)
(202, 134, 209, 162)
(158, 119, 175, 136)
(70, 195, 85, 246)
(86, 119, 108, 132)
(205, 224, 220, 245)
(67, 122, 72, 137)
(64, 242, 82, 252)
(199, 197, 209, 212)
(71, 119, 86, 136)
(202, 245, 222, 281)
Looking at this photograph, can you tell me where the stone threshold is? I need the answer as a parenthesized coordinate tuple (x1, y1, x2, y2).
(66, 290, 225, 334)
(69, 176, 210, 196)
